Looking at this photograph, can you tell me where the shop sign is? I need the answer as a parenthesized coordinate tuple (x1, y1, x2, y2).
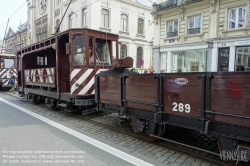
(234, 41, 250, 46)
(169, 39, 175, 43)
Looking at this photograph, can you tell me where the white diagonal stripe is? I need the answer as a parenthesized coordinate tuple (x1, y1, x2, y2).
(0, 69, 6, 76)
(71, 69, 93, 94)
(79, 69, 107, 95)
(46, 68, 52, 83)
(70, 69, 81, 81)
(79, 75, 95, 95)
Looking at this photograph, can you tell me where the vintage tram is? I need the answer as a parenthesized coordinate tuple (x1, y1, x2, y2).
(17, 28, 250, 165)
(17, 28, 118, 109)
(0, 53, 17, 91)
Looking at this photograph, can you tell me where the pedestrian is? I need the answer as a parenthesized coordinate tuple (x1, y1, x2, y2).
(8, 72, 16, 94)
(149, 66, 156, 74)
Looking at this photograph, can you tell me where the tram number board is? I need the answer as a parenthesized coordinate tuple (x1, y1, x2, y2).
(172, 102, 190, 113)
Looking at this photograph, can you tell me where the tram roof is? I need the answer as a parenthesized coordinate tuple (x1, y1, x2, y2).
(0, 53, 16, 57)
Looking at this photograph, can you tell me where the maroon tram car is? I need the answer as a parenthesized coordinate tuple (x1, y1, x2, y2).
(95, 59, 250, 164)
(0, 53, 17, 91)
(17, 28, 118, 108)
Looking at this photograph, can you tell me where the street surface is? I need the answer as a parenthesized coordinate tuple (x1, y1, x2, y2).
(0, 92, 219, 166)
(0, 93, 151, 166)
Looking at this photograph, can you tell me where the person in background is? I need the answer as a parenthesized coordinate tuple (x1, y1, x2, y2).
(149, 66, 156, 74)
(8, 72, 16, 94)
(160, 69, 164, 73)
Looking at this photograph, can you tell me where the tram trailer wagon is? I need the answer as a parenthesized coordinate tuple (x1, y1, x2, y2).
(17, 28, 119, 109)
(95, 64, 250, 164)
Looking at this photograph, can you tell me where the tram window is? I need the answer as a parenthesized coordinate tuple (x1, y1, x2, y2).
(4, 59, 14, 68)
(37, 55, 47, 65)
(95, 40, 111, 66)
(74, 36, 86, 65)
(89, 37, 94, 65)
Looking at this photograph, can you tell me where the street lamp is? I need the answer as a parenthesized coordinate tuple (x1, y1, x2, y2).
(152, 3, 159, 12)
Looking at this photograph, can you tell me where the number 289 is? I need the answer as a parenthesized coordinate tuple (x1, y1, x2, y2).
(172, 102, 191, 113)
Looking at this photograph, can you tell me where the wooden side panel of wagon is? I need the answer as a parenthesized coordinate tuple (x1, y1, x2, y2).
(210, 73, 250, 128)
(125, 75, 157, 111)
(98, 75, 120, 105)
(163, 74, 203, 118)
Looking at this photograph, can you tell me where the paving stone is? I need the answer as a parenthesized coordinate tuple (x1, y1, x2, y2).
(176, 157, 186, 163)
(164, 160, 170, 164)
(167, 156, 178, 162)
(156, 156, 167, 163)
(180, 155, 188, 160)
(163, 152, 173, 158)
(173, 153, 182, 158)
(169, 163, 180, 166)
(190, 162, 200, 166)
(181, 161, 192, 166)
(200, 161, 210, 166)
(154, 150, 167, 158)
(186, 157, 196, 163)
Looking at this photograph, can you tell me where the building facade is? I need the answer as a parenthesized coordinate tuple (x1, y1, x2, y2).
(0, 39, 5, 53)
(5, 23, 28, 54)
(152, 0, 250, 73)
(26, 0, 154, 69)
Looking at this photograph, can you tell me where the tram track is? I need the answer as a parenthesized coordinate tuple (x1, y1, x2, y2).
(53, 108, 228, 166)
(3, 92, 228, 165)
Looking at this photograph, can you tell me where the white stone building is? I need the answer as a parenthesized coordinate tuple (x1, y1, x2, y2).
(152, 0, 250, 73)
(26, 0, 154, 69)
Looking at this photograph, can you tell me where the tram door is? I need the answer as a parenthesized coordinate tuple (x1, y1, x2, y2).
(218, 48, 230, 71)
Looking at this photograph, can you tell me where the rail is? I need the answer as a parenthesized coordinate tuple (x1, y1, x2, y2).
(156, 0, 202, 12)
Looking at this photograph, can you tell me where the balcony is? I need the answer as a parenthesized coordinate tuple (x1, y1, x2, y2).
(187, 28, 200, 35)
(167, 31, 178, 38)
(156, 0, 202, 11)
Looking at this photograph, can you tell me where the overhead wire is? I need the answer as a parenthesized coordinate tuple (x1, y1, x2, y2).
(0, 1, 27, 29)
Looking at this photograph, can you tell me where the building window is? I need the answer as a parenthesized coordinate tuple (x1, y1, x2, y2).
(138, 18, 144, 35)
(172, 49, 206, 73)
(82, 9, 86, 27)
(187, 15, 201, 35)
(167, 20, 178, 38)
(228, 7, 246, 29)
(235, 46, 250, 71)
(69, 14, 73, 28)
(121, 14, 128, 32)
(136, 47, 143, 68)
(120, 44, 127, 58)
(101, 9, 109, 28)
(161, 52, 167, 73)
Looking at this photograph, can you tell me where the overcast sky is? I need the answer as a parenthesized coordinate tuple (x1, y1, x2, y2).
(0, 0, 27, 39)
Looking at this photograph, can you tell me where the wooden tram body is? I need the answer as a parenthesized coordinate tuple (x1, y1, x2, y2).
(96, 62, 250, 163)
(0, 54, 17, 91)
(17, 28, 118, 107)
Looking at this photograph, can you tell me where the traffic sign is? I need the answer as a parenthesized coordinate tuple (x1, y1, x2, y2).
(139, 59, 144, 66)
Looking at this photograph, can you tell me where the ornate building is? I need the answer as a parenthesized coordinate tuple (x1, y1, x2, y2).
(26, 0, 154, 69)
(5, 23, 28, 54)
(152, 0, 250, 73)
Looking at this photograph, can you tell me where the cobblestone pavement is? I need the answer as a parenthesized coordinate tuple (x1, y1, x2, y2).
(0, 93, 223, 166)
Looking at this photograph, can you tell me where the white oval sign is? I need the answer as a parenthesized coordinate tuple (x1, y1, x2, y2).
(175, 78, 188, 85)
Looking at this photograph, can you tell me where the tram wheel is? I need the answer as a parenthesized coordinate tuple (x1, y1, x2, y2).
(139, 124, 165, 142)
